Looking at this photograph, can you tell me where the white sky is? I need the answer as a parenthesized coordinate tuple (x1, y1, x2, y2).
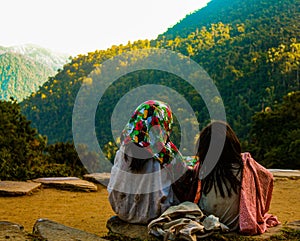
(1, 0, 210, 56)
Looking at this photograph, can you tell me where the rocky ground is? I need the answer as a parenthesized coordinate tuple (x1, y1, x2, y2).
(0, 171, 299, 240)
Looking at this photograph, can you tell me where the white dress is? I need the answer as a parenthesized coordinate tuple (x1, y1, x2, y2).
(198, 166, 242, 231)
(107, 149, 179, 224)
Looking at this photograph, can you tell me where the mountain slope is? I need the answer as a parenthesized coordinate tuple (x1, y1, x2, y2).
(20, 0, 300, 166)
(160, 0, 299, 40)
(0, 44, 69, 102)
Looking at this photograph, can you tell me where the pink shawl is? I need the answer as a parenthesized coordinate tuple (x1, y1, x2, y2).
(239, 152, 280, 235)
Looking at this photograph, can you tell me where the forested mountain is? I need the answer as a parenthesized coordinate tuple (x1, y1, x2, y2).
(0, 44, 69, 102)
(20, 0, 300, 168)
(161, 0, 299, 40)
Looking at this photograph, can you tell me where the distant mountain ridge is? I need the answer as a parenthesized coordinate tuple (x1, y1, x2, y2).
(0, 44, 69, 102)
(0, 44, 69, 71)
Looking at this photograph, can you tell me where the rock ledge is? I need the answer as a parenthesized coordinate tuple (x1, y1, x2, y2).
(0, 181, 41, 196)
(33, 177, 98, 192)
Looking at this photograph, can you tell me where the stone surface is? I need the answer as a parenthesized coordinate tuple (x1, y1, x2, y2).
(106, 215, 300, 241)
(269, 169, 300, 180)
(0, 181, 41, 196)
(83, 173, 111, 187)
(285, 220, 300, 231)
(106, 216, 158, 240)
(255, 224, 284, 240)
(33, 218, 107, 241)
(0, 221, 30, 241)
(32, 177, 98, 192)
(252, 221, 300, 240)
(0, 218, 298, 241)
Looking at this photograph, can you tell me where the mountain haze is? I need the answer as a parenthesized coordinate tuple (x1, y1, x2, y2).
(0, 44, 69, 102)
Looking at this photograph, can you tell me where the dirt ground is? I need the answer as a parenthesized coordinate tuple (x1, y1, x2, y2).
(0, 179, 299, 237)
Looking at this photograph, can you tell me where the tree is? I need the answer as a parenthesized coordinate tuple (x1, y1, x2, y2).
(267, 38, 300, 89)
(43, 142, 87, 177)
(0, 99, 47, 180)
(249, 91, 300, 169)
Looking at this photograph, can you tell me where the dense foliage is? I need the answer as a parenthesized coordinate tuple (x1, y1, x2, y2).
(249, 91, 300, 169)
(0, 100, 87, 180)
(161, 0, 299, 40)
(0, 99, 46, 180)
(18, 0, 300, 169)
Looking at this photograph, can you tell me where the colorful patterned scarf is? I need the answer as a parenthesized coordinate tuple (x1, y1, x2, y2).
(120, 100, 180, 165)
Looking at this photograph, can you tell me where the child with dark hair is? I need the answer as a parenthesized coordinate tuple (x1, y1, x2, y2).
(196, 120, 280, 234)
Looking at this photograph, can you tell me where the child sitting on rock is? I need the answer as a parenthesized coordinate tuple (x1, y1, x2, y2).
(195, 120, 280, 234)
(107, 100, 183, 224)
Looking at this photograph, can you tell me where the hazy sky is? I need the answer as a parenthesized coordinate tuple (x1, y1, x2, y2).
(1, 0, 211, 56)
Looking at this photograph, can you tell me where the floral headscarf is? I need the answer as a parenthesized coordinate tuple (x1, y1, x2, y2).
(120, 100, 180, 165)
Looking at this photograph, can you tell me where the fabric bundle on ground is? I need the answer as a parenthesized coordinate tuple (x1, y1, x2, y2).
(148, 201, 229, 241)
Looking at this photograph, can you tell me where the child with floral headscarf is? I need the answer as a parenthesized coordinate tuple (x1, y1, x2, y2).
(107, 100, 183, 224)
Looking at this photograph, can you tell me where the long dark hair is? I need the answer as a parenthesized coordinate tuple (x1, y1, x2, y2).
(196, 121, 243, 198)
(124, 142, 152, 172)
(124, 136, 174, 172)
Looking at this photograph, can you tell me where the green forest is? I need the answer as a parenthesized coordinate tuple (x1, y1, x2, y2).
(0, 52, 54, 102)
(0, 0, 299, 180)
(0, 45, 69, 102)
